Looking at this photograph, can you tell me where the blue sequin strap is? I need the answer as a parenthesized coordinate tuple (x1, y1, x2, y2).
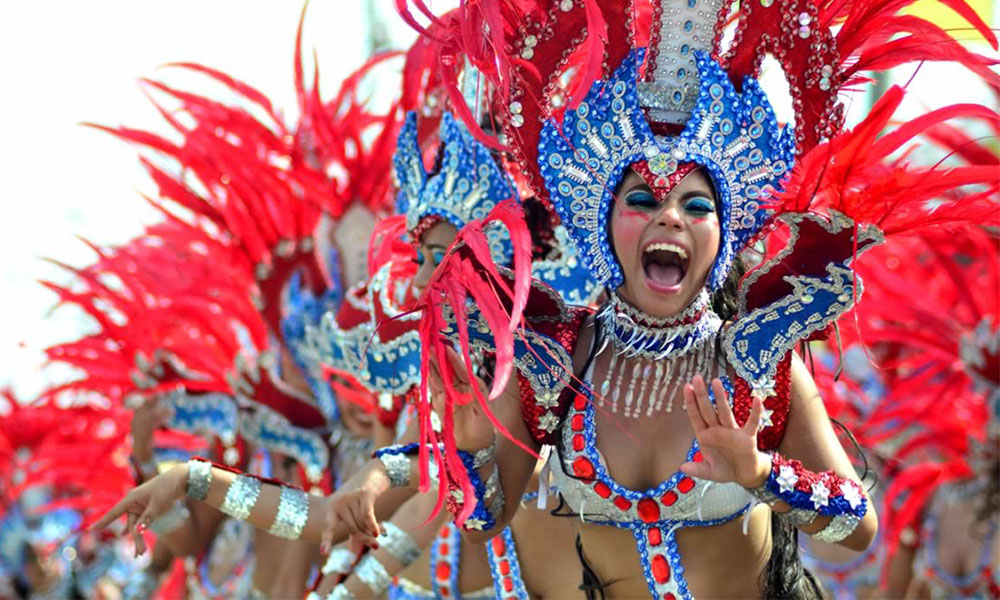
(487, 527, 528, 600)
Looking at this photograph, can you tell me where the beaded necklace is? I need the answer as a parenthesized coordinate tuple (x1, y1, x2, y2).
(596, 290, 722, 416)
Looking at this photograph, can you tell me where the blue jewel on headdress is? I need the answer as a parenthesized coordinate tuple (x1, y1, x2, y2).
(393, 111, 518, 264)
(539, 48, 796, 291)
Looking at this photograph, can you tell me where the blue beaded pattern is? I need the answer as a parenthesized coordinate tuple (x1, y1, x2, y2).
(530, 224, 603, 306)
(486, 526, 529, 600)
(282, 261, 344, 421)
(165, 391, 239, 444)
(539, 48, 795, 291)
(722, 212, 883, 396)
(455, 446, 497, 531)
(373, 442, 420, 458)
(583, 396, 700, 501)
(431, 522, 462, 598)
(556, 379, 753, 600)
(579, 378, 732, 501)
(309, 263, 422, 397)
(395, 111, 518, 264)
(238, 406, 329, 485)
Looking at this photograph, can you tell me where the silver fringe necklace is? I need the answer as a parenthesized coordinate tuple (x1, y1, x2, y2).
(595, 289, 722, 417)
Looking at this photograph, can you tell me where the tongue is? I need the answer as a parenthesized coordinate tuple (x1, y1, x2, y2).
(646, 263, 683, 287)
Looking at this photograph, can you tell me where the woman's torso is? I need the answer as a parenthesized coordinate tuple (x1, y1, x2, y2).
(547, 318, 773, 599)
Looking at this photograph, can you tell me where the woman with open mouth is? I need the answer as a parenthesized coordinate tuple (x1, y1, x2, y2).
(89, 1, 998, 598)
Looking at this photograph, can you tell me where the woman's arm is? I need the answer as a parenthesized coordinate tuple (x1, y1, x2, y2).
(457, 378, 540, 543)
(91, 458, 418, 554)
(776, 354, 878, 551)
(679, 354, 875, 552)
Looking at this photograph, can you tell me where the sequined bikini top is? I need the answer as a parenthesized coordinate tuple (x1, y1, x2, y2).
(549, 385, 753, 526)
(547, 341, 753, 599)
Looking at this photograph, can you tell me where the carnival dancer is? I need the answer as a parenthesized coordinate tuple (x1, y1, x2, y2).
(310, 109, 590, 599)
(44, 13, 402, 597)
(0, 393, 137, 599)
(836, 227, 1000, 599)
(91, 2, 999, 600)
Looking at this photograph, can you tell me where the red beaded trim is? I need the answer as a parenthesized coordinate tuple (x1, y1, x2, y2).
(732, 355, 792, 451)
(565, 395, 706, 522)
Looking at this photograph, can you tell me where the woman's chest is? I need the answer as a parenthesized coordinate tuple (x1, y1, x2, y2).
(553, 392, 751, 525)
(591, 407, 697, 491)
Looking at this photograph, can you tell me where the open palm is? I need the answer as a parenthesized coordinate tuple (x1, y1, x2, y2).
(679, 376, 769, 488)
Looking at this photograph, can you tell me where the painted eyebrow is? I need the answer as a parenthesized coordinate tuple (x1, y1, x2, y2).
(680, 190, 715, 202)
(424, 244, 449, 252)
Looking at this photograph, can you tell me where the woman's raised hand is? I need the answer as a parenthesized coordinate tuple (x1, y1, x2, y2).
(679, 375, 770, 488)
(90, 463, 190, 556)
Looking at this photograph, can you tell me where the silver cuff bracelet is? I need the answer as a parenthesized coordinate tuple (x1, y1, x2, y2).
(220, 474, 262, 520)
(354, 554, 392, 594)
(811, 513, 861, 544)
(380, 522, 421, 565)
(186, 460, 212, 502)
(378, 452, 412, 489)
(269, 486, 309, 539)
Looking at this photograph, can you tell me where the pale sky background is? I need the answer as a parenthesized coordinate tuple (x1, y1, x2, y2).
(0, 1, 422, 399)
(0, 1, 996, 400)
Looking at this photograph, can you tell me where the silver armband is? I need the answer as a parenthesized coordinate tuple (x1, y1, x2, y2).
(324, 585, 357, 600)
(811, 513, 861, 544)
(779, 507, 818, 528)
(354, 554, 392, 594)
(483, 464, 500, 499)
(484, 463, 504, 522)
(471, 439, 496, 469)
(321, 547, 358, 575)
(380, 522, 421, 565)
(186, 460, 212, 501)
(378, 452, 412, 489)
(220, 474, 262, 520)
(269, 486, 309, 539)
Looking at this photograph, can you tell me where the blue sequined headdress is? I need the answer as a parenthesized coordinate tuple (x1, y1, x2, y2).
(394, 111, 518, 264)
(394, 109, 601, 305)
(539, 49, 796, 291)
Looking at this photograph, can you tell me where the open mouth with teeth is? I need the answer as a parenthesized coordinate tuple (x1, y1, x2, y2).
(642, 242, 689, 291)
